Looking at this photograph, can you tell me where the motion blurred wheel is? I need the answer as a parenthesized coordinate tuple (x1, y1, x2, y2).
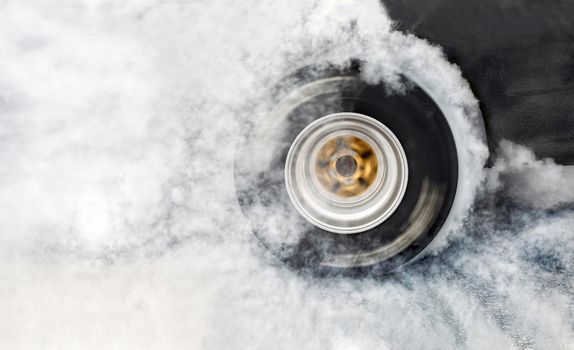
(235, 64, 466, 275)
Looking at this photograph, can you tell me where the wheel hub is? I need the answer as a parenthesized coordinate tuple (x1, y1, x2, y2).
(334, 155, 357, 177)
(315, 135, 378, 198)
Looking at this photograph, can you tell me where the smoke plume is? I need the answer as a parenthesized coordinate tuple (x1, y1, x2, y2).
(0, 1, 572, 349)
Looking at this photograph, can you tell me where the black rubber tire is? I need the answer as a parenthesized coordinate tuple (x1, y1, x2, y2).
(235, 63, 458, 276)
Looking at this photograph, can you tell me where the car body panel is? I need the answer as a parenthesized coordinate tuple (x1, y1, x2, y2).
(384, 0, 574, 164)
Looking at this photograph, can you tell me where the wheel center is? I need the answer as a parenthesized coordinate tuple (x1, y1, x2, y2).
(335, 155, 357, 177)
(314, 135, 378, 198)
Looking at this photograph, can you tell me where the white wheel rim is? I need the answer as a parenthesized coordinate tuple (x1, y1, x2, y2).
(285, 112, 408, 234)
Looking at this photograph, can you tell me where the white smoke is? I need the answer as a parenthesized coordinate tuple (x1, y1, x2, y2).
(489, 140, 574, 209)
(0, 0, 572, 349)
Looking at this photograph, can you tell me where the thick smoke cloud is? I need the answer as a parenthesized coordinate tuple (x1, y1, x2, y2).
(0, 0, 572, 349)
(489, 140, 574, 209)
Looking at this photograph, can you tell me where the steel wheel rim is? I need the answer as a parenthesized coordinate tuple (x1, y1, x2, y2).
(285, 112, 408, 234)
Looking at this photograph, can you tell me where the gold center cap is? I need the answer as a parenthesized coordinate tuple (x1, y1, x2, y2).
(314, 135, 379, 197)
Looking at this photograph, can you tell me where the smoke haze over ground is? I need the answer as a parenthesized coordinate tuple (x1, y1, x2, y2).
(0, 0, 573, 349)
